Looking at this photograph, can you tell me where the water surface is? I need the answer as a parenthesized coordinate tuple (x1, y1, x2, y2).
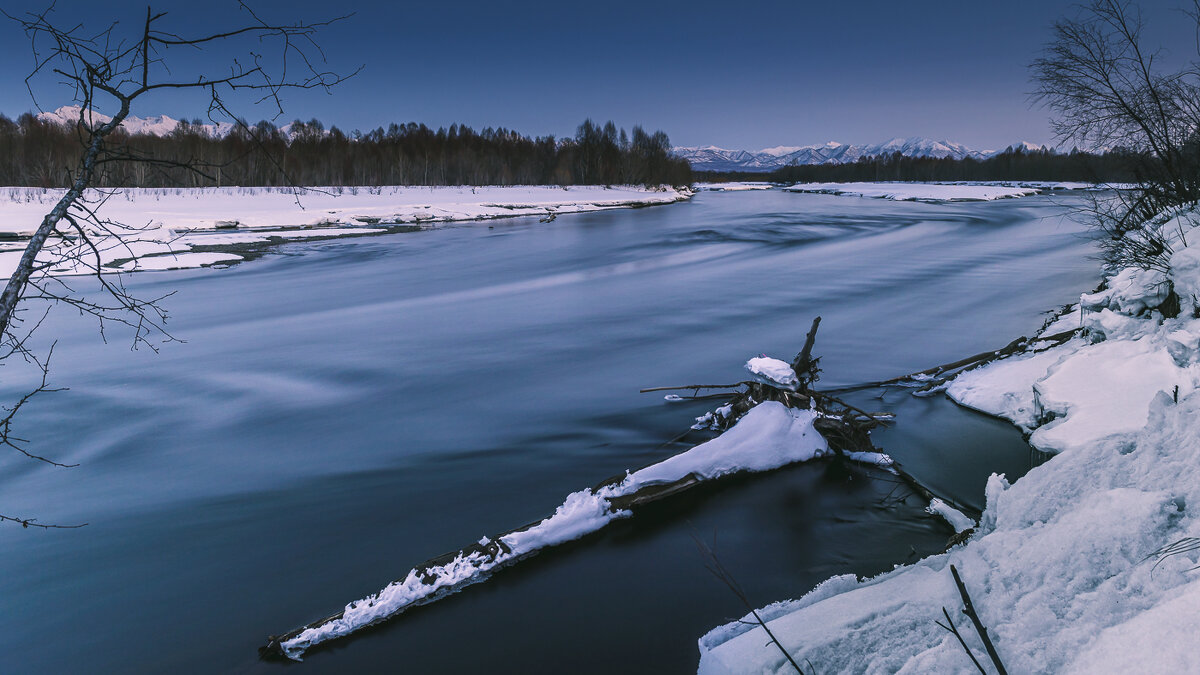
(0, 190, 1098, 673)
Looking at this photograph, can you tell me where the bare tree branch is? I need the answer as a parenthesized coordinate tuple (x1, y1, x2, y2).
(0, 3, 356, 527)
(1032, 0, 1200, 279)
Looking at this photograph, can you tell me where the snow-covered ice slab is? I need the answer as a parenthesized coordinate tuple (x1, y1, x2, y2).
(1030, 337, 1194, 454)
(0, 185, 690, 277)
(783, 182, 1039, 202)
(276, 401, 827, 659)
(947, 344, 1080, 431)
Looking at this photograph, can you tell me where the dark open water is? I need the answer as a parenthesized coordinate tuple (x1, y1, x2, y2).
(0, 190, 1098, 673)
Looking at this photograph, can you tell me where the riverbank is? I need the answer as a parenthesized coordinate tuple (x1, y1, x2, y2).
(0, 191, 1098, 673)
(0, 184, 690, 276)
(698, 206, 1200, 672)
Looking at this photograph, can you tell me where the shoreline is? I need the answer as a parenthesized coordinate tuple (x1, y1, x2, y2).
(0, 184, 692, 275)
(698, 208, 1200, 672)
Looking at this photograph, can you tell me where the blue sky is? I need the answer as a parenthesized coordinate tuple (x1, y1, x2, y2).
(0, 1, 1194, 150)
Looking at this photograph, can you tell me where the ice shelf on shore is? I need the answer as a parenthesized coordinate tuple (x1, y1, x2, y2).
(783, 181, 1040, 202)
(0, 184, 690, 277)
(698, 207, 1200, 673)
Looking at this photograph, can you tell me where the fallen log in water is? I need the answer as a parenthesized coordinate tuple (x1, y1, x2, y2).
(821, 327, 1081, 396)
(260, 317, 972, 660)
(261, 470, 712, 659)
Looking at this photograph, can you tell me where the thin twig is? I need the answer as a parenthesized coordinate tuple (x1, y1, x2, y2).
(936, 606, 988, 675)
(693, 532, 806, 674)
(950, 564, 1008, 675)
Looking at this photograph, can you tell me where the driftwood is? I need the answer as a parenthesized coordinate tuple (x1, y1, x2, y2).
(263, 317, 982, 659)
(639, 320, 977, 524)
(262, 319, 859, 659)
(822, 328, 1081, 396)
(262, 467, 715, 658)
(644, 327, 1081, 400)
(791, 316, 822, 388)
(639, 383, 744, 393)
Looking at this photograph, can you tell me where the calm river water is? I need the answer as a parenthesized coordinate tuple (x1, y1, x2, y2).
(0, 190, 1098, 673)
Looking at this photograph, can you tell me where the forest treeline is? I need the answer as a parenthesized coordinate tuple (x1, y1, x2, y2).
(697, 146, 1148, 184)
(0, 114, 692, 188)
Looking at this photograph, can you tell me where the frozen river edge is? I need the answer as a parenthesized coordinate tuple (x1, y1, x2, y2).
(0, 185, 691, 277)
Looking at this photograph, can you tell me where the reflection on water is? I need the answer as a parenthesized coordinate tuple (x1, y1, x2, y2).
(0, 190, 1098, 673)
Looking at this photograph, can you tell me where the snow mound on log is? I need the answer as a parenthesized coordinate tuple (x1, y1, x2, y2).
(745, 356, 799, 390)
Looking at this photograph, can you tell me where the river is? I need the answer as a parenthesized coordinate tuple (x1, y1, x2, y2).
(0, 189, 1098, 673)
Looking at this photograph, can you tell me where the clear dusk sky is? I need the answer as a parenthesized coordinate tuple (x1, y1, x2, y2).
(0, 0, 1194, 151)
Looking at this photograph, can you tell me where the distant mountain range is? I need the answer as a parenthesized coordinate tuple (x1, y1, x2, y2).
(36, 105, 276, 138)
(674, 137, 1050, 172)
(34, 109, 1052, 175)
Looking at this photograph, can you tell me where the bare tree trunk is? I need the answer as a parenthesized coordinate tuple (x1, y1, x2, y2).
(0, 101, 128, 338)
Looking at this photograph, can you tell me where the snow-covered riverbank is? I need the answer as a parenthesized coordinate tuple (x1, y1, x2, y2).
(698, 207, 1200, 672)
(693, 182, 775, 192)
(784, 182, 1040, 202)
(0, 185, 690, 276)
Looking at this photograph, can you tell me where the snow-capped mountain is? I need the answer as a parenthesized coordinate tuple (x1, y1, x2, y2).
(675, 137, 1049, 172)
(37, 105, 238, 137)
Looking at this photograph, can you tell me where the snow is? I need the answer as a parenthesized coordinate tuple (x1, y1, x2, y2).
(1080, 267, 1170, 315)
(1041, 303, 1083, 337)
(926, 498, 975, 534)
(1065, 580, 1200, 673)
(745, 356, 799, 390)
(674, 138, 998, 172)
(117, 252, 244, 271)
(1030, 336, 1194, 454)
(846, 451, 894, 467)
(39, 105, 235, 138)
(700, 402, 1200, 673)
(942, 180, 1135, 191)
(1170, 244, 1200, 306)
(693, 182, 774, 192)
(281, 401, 827, 660)
(0, 185, 690, 277)
(698, 204, 1200, 674)
(629, 402, 826, 486)
(947, 347, 1072, 430)
(783, 182, 1039, 202)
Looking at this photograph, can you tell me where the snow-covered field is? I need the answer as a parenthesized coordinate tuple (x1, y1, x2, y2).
(0, 185, 690, 277)
(698, 206, 1200, 673)
(693, 182, 775, 192)
(783, 182, 1040, 202)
